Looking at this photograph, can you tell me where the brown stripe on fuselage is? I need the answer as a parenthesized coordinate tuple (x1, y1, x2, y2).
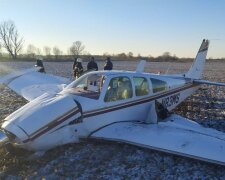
(23, 107, 80, 143)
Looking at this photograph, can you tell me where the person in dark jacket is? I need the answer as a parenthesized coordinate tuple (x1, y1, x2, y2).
(72, 58, 77, 70)
(87, 56, 98, 71)
(103, 57, 113, 70)
(73, 58, 83, 79)
(35, 59, 45, 73)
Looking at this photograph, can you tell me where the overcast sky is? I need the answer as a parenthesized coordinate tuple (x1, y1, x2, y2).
(1, 0, 225, 58)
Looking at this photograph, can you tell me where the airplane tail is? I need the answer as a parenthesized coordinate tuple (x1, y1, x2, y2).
(185, 39, 209, 79)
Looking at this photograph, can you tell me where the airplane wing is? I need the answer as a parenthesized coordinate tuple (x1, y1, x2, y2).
(0, 67, 71, 101)
(90, 115, 225, 166)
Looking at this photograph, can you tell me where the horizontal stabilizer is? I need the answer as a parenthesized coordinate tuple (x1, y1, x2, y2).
(193, 79, 225, 87)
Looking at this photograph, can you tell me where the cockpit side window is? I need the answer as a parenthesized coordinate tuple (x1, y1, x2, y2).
(150, 78, 167, 93)
(133, 77, 149, 96)
(65, 73, 106, 99)
(104, 76, 133, 102)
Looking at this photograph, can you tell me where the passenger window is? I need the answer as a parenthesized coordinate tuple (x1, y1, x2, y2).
(133, 77, 149, 96)
(104, 77, 133, 102)
(150, 78, 167, 93)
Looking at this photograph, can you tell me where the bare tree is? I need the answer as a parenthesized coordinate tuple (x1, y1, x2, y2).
(43, 46, 51, 57)
(26, 44, 37, 59)
(70, 41, 85, 59)
(103, 52, 111, 57)
(0, 20, 24, 59)
(53, 46, 61, 59)
(117, 53, 127, 59)
(128, 52, 133, 58)
(162, 52, 171, 57)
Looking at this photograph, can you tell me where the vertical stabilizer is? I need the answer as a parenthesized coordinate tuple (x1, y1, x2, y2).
(136, 60, 146, 72)
(186, 39, 209, 79)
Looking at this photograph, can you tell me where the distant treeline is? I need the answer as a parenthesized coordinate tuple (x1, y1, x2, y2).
(1, 21, 225, 63)
(0, 53, 224, 62)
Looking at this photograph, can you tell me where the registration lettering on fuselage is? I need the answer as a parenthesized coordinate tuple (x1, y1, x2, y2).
(162, 93, 180, 108)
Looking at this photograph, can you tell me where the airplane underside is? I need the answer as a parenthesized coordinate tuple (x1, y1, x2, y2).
(90, 114, 225, 166)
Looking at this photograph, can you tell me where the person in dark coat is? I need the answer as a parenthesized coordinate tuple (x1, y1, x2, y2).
(35, 59, 45, 73)
(87, 56, 98, 71)
(103, 57, 113, 70)
(73, 58, 77, 70)
(73, 58, 83, 79)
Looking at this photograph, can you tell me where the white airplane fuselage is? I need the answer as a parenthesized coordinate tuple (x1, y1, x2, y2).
(1, 71, 199, 151)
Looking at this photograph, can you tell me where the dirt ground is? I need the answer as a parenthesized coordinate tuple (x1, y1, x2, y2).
(0, 60, 224, 179)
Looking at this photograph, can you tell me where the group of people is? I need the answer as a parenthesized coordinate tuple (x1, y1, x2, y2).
(73, 56, 113, 79)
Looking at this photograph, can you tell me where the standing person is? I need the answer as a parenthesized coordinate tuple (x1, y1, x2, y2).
(73, 58, 83, 79)
(72, 58, 77, 71)
(35, 59, 45, 73)
(87, 56, 98, 71)
(103, 57, 113, 70)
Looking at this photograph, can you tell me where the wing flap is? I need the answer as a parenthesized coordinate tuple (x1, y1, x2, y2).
(0, 68, 71, 101)
(91, 115, 225, 166)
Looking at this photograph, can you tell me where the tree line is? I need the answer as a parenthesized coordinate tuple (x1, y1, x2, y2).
(0, 20, 180, 61)
(0, 20, 86, 60)
(1, 20, 224, 62)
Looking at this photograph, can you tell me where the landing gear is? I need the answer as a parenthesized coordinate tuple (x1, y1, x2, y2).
(146, 101, 170, 124)
(155, 101, 170, 121)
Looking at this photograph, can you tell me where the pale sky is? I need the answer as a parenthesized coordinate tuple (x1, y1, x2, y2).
(0, 0, 225, 58)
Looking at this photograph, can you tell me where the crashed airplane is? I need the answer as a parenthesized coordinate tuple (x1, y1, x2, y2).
(0, 39, 225, 165)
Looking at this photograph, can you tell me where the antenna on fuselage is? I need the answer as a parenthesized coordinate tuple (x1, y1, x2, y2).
(136, 60, 146, 73)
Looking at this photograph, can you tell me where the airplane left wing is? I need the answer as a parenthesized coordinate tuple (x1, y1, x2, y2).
(0, 67, 71, 101)
(90, 115, 225, 166)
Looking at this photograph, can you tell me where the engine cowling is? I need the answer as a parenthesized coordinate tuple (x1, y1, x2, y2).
(1, 93, 82, 151)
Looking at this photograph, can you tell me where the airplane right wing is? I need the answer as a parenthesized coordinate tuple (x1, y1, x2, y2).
(90, 115, 225, 166)
(0, 67, 71, 101)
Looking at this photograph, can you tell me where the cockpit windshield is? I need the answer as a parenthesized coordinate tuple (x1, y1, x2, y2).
(65, 73, 106, 99)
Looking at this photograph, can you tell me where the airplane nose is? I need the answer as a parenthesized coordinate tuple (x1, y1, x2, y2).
(0, 130, 9, 147)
